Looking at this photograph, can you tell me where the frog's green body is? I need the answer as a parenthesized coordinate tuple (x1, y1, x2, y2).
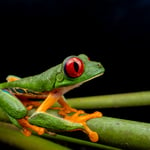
(0, 65, 59, 92)
(0, 54, 105, 142)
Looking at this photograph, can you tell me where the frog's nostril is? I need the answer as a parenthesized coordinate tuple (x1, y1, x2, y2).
(97, 63, 102, 67)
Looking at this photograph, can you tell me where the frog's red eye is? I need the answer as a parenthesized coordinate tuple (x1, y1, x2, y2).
(64, 57, 84, 78)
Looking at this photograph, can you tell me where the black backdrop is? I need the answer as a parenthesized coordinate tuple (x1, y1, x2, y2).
(0, 0, 150, 126)
(0, 1, 150, 149)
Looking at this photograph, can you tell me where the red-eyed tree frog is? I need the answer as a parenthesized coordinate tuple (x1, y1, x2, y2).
(0, 54, 105, 142)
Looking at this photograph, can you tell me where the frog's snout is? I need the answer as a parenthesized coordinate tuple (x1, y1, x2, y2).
(97, 63, 102, 67)
(97, 63, 105, 73)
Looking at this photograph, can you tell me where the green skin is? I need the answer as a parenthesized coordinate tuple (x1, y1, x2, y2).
(0, 54, 105, 133)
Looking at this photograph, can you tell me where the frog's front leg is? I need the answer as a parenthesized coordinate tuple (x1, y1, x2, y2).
(55, 96, 84, 115)
(29, 90, 102, 142)
(57, 96, 103, 142)
(33, 90, 83, 115)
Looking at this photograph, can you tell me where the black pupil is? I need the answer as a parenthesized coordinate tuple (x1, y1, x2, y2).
(73, 62, 79, 72)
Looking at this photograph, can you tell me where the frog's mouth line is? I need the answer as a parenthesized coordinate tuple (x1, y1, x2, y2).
(82, 73, 104, 83)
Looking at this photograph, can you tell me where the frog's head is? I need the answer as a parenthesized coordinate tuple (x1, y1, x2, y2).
(54, 54, 105, 93)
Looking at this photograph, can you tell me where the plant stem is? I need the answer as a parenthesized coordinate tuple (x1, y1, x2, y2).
(0, 109, 121, 150)
(87, 116, 150, 149)
(0, 120, 121, 150)
(0, 91, 150, 149)
(43, 132, 121, 150)
(0, 122, 70, 150)
(66, 91, 150, 109)
(41, 109, 150, 149)
(1, 108, 150, 149)
(44, 110, 150, 149)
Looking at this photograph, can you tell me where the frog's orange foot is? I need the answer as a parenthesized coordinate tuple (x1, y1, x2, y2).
(52, 106, 85, 116)
(64, 111, 102, 142)
(18, 118, 45, 136)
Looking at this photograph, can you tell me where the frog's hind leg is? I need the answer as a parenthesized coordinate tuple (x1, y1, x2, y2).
(6, 76, 42, 110)
(8, 114, 45, 136)
(0, 90, 45, 136)
(53, 96, 85, 116)
(18, 117, 45, 136)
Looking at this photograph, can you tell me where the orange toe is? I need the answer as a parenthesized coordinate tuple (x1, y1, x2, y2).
(22, 128, 32, 136)
(64, 111, 102, 142)
(18, 118, 45, 136)
(52, 106, 85, 116)
(88, 131, 99, 142)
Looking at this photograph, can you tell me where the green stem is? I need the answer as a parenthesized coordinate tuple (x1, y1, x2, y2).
(43, 132, 121, 150)
(44, 110, 150, 149)
(1, 108, 150, 149)
(0, 108, 121, 150)
(66, 91, 150, 109)
(0, 91, 150, 149)
(87, 116, 150, 149)
(0, 122, 70, 150)
(0, 121, 120, 150)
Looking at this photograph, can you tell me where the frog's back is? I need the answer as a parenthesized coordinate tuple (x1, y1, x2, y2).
(0, 64, 60, 92)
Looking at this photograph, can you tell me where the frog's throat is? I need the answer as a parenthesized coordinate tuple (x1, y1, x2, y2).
(59, 72, 104, 95)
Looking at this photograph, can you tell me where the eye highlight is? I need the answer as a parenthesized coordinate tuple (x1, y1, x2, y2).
(64, 57, 84, 78)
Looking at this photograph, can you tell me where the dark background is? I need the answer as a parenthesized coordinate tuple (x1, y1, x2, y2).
(0, 1, 150, 148)
(0, 0, 149, 116)
(0, 0, 150, 95)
